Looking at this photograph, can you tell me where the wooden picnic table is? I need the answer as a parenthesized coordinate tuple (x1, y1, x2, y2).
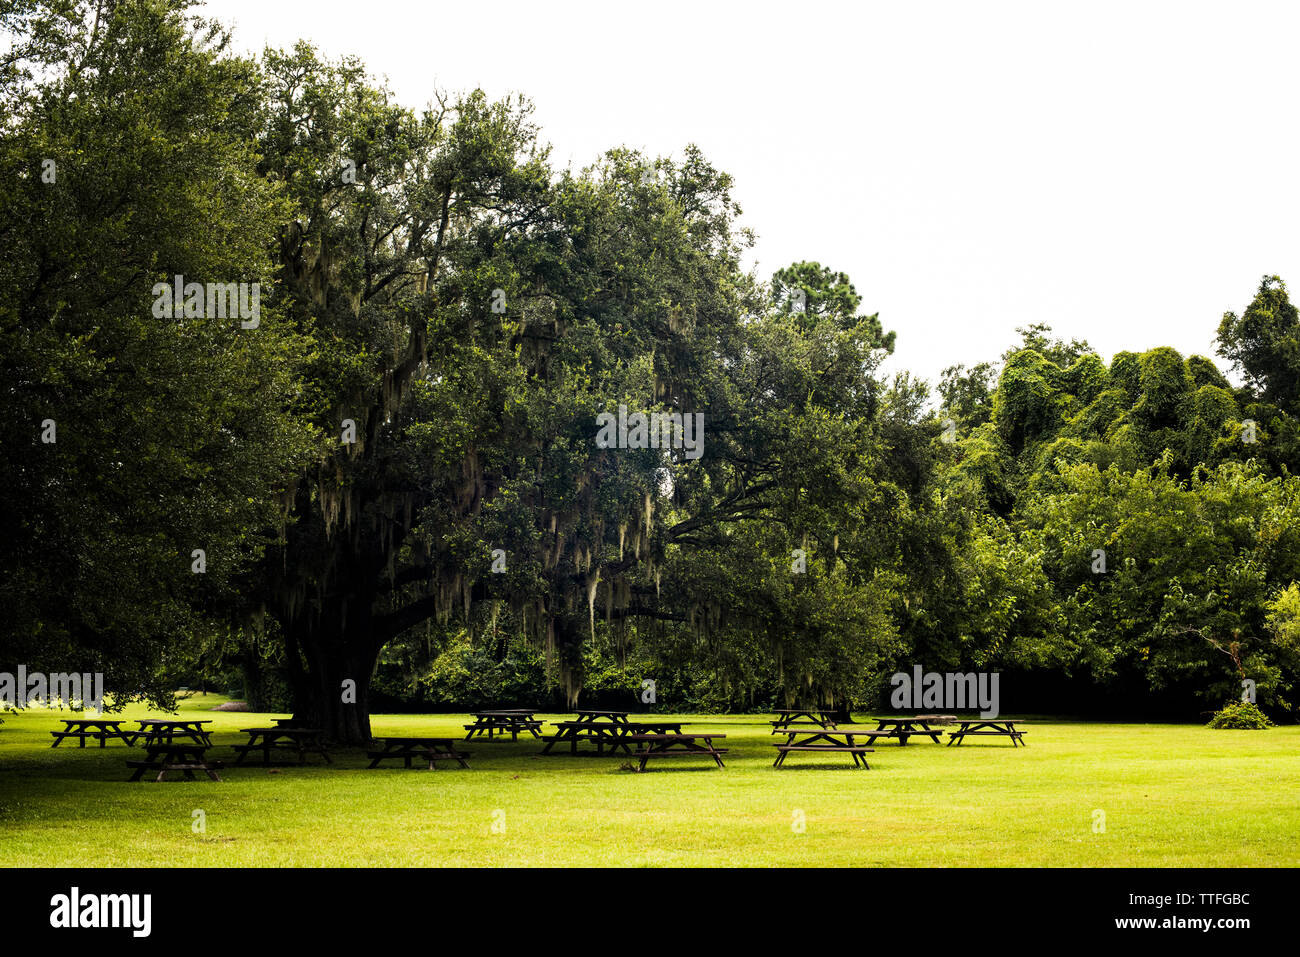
(773, 728, 874, 768)
(542, 718, 684, 755)
(865, 717, 948, 745)
(947, 719, 1028, 746)
(127, 742, 223, 782)
(770, 709, 840, 730)
(231, 727, 332, 766)
(464, 710, 544, 740)
(624, 733, 727, 771)
(50, 718, 137, 748)
(367, 736, 471, 769)
(135, 719, 213, 747)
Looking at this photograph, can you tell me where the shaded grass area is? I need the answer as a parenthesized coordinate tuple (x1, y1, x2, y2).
(1, 696, 1297, 866)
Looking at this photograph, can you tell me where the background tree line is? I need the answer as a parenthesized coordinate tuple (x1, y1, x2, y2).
(3, 1, 1297, 738)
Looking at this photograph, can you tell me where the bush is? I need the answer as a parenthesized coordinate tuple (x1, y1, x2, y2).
(1206, 701, 1274, 729)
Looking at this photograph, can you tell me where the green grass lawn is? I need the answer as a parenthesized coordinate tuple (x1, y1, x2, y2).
(2, 696, 1297, 866)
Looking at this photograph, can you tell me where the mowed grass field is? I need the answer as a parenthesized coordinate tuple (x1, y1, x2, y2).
(1, 696, 1298, 867)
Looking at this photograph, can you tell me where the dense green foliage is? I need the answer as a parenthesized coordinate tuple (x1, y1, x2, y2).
(3, 2, 1298, 730)
(0, 0, 312, 705)
(1206, 700, 1274, 729)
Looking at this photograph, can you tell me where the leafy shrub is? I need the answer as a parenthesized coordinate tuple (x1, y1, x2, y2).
(1206, 701, 1274, 729)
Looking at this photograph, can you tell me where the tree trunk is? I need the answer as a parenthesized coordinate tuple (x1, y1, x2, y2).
(283, 607, 381, 745)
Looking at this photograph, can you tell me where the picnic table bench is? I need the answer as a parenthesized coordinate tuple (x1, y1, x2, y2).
(542, 718, 685, 755)
(947, 719, 1028, 746)
(574, 709, 630, 721)
(367, 737, 471, 769)
(773, 728, 874, 768)
(863, 717, 948, 745)
(135, 719, 213, 747)
(127, 743, 224, 782)
(464, 711, 544, 741)
(231, 727, 332, 766)
(50, 719, 137, 748)
(624, 733, 727, 771)
(770, 709, 840, 730)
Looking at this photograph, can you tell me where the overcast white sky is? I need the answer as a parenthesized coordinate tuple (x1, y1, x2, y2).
(200, 0, 1300, 389)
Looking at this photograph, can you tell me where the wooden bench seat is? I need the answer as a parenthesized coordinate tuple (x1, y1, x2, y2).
(951, 731, 1027, 740)
(51, 730, 137, 747)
